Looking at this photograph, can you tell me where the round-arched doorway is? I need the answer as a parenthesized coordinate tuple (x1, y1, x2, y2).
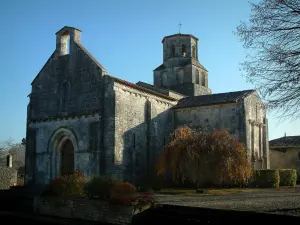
(60, 139, 74, 176)
(48, 128, 78, 181)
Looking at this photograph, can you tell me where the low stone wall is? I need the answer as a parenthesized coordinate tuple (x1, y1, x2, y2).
(0, 166, 17, 189)
(34, 197, 145, 225)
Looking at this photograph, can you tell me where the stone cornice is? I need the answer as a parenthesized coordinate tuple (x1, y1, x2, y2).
(29, 112, 100, 125)
(248, 119, 264, 127)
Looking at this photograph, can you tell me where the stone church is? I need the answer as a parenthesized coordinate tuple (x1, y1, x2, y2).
(24, 26, 270, 185)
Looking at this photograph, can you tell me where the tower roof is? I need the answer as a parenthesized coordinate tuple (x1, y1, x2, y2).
(55, 26, 82, 34)
(162, 34, 198, 43)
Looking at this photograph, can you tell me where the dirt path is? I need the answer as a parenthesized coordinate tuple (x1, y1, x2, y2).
(154, 188, 300, 215)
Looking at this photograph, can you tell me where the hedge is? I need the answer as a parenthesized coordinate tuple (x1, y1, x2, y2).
(255, 169, 280, 188)
(279, 169, 297, 187)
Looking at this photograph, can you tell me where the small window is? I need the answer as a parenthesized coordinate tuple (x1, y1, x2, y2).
(195, 70, 200, 84)
(297, 152, 300, 161)
(182, 45, 186, 57)
(201, 72, 206, 86)
(171, 45, 175, 57)
(61, 31, 71, 55)
(192, 46, 196, 58)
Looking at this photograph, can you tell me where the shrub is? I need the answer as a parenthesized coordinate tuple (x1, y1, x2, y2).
(109, 182, 136, 205)
(49, 171, 87, 196)
(255, 169, 280, 188)
(84, 176, 120, 200)
(279, 169, 297, 187)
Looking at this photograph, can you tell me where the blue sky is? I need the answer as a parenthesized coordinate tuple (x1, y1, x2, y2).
(0, 0, 298, 145)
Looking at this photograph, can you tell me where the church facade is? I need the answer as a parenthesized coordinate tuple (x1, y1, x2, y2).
(25, 26, 270, 185)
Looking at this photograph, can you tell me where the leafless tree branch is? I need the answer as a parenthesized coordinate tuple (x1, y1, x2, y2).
(235, 0, 300, 121)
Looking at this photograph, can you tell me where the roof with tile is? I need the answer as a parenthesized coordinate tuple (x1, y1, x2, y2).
(269, 136, 300, 148)
(173, 89, 256, 109)
(154, 59, 207, 72)
(106, 75, 178, 101)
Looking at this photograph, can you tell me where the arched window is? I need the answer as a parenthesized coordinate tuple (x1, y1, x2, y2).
(182, 44, 186, 57)
(192, 46, 196, 58)
(195, 70, 200, 84)
(171, 45, 175, 57)
(201, 72, 206, 86)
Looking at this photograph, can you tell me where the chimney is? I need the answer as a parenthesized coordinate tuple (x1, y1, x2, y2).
(284, 132, 286, 137)
(55, 26, 82, 57)
(6, 154, 12, 168)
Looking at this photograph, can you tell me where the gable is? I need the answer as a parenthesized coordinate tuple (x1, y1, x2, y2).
(31, 42, 106, 86)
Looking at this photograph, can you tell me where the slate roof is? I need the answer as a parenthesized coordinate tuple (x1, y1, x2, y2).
(55, 26, 82, 34)
(173, 89, 256, 109)
(154, 59, 207, 72)
(269, 136, 300, 148)
(154, 64, 166, 71)
(192, 59, 208, 71)
(162, 34, 198, 43)
(106, 75, 178, 101)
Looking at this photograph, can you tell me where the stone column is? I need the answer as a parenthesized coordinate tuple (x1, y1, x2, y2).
(259, 124, 264, 169)
(250, 121, 256, 168)
(263, 118, 270, 169)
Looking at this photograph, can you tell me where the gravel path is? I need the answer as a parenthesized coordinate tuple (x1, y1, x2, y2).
(154, 190, 300, 215)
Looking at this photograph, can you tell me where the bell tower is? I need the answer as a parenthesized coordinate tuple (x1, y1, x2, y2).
(153, 33, 212, 96)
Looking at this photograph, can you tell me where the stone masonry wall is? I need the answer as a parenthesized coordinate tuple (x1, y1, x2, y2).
(29, 42, 104, 122)
(34, 197, 134, 225)
(0, 167, 17, 189)
(113, 82, 177, 184)
(27, 30, 108, 184)
(270, 148, 300, 181)
(243, 92, 269, 169)
(28, 115, 101, 184)
(174, 102, 242, 138)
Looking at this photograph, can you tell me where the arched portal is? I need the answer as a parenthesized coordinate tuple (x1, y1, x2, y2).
(48, 128, 78, 181)
(60, 139, 74, 175)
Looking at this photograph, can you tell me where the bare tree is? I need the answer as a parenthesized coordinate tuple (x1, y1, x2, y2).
(235, 0, 300, 120)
